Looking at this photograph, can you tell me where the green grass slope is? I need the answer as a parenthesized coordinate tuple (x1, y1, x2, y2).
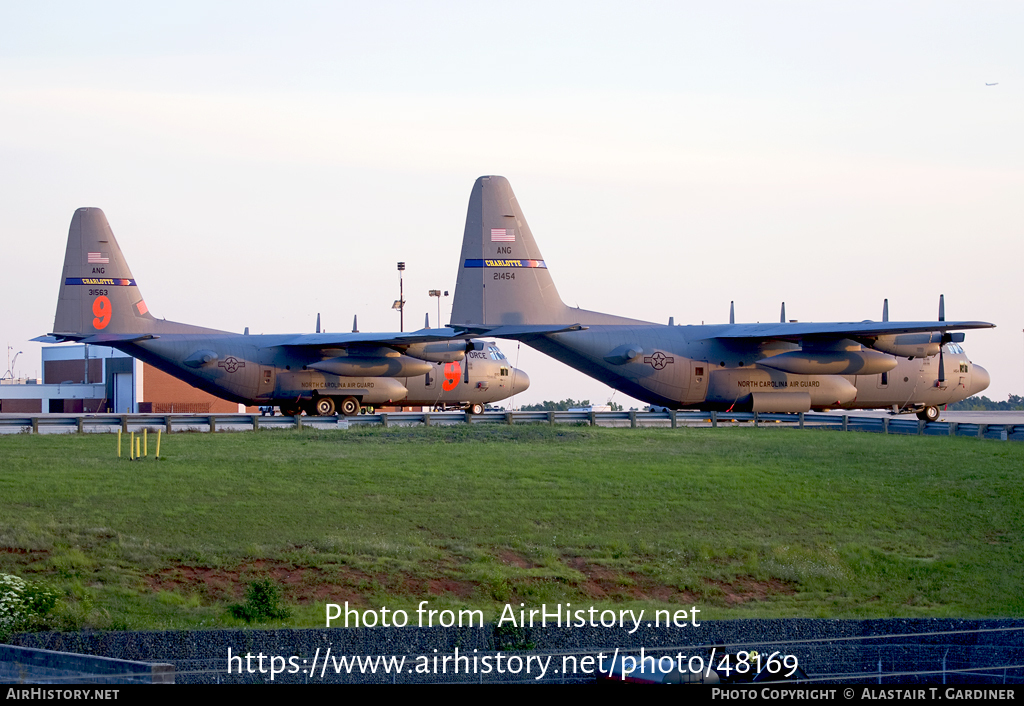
(1, 425, 1021, 632)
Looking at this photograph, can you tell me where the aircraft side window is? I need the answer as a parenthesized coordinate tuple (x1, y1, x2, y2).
(694, 367, 704, 376)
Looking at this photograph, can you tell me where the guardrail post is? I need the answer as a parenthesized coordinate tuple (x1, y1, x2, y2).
(589, 411, 595, 427)
(209, 416, 217, 433)
(77, 417, 84, 434)
(948, 421, 957, 437)
(505, 412, 513, 425)
(629, 409, 636, 428)
(165, 416, 172, 434)
(842, 415, 848, 432)
(670, 410, 677, 429)
(121, 415, 128, 432)
(295, 413, 303, 430)
(380, 413, 388, 428)
(31, 417, 39, 434)
(754, 411, 759, 428)
(423, 413, 431, 427)
(977, 423, 986, 439)
(252, 414, 259, 431)
(711, 411, 718, 428)
(918, 420, 925, 436)
(548, 411, 555, 426)
(798, 412, 804, 429)
(882, 417, 889, 435)
(1002, 426, 1010, 441)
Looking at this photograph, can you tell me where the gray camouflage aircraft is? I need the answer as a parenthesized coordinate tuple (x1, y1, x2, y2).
(42, 208, 529, 415)
(450, 176, 993, 422)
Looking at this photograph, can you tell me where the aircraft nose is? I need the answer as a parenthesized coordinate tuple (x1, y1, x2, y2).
(970, 364, 991, 395)
(511, 368, 530, 394)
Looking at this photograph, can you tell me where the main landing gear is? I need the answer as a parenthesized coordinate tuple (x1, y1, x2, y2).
(916, 406, 940, 422)
(281, 396, 362, 417)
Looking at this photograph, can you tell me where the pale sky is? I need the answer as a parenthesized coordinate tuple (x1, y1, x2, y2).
(2, 1, 1022, 407)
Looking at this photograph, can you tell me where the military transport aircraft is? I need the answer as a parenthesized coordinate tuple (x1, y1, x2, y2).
(41, 208, 529, 415)
(449, 176, 993, 422)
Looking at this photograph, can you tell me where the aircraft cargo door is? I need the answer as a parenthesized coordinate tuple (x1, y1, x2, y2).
(687, 361, 709, 404)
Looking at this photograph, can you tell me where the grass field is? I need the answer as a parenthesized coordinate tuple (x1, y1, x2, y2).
(1, 424, 1022, 632)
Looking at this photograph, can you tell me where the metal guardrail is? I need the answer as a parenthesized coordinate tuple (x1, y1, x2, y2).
(1, 411, 1021, 441)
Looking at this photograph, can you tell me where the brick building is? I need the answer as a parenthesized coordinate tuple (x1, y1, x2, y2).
(0, 345, 250, 414)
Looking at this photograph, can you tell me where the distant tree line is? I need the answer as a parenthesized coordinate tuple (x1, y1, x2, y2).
(519, 398, 623, 411)
(948, 394, 1024, 411)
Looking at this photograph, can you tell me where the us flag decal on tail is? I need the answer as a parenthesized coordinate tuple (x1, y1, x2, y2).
(490, 228, 515, 242)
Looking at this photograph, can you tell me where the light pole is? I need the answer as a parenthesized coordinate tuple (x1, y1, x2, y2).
(429, 290, 448, 328)
(397, 262, 406, 332)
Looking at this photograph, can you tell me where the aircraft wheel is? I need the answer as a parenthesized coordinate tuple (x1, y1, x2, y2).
(917, 406, 940, 422)
(314, 396, 336, 416)
(281, 403, 302, 417)
(468, 403, 484, 415)
(339, 396, 361, 416)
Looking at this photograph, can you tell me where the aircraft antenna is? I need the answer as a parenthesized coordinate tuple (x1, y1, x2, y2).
(882, 299, 889, 322)
(316, 313, 321, 334)
(938, 294, 945, 322)
(780, 303, 786, 324)
(729, 301, 735, 325)
(352, 315, 359, 334)
(425, 313, 430, 329)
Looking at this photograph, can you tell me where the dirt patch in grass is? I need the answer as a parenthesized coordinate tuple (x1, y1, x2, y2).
(705, 576, 797, 605)
(498, 550, 538, 569)
(567, 557, 699, 602)
(147, 560, 480, 606)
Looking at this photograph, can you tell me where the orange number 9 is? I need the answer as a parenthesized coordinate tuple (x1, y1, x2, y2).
(442, 361, 461, 391)
(92, 295, 112, 330)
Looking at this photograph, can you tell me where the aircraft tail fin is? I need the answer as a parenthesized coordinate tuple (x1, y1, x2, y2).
(51, 208, 219, 338)
(451, 176, 643, 328)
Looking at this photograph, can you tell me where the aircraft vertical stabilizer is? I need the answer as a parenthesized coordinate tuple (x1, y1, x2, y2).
(451, 176, 644, 328)
(51, 208, 222, 338)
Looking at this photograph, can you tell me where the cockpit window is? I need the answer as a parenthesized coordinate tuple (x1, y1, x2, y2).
(488, 346, 506, 360)
(944, 343, 964, 355)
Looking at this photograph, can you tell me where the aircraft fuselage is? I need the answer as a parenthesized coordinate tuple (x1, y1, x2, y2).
(533, 325, 988, 412)
(117, 334, 526, 410)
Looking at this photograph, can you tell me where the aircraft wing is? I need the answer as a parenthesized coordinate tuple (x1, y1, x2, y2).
(702, 320, 995, 342)
(278, 327, 477, 348)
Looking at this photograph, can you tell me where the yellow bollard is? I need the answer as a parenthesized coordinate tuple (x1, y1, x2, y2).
(144, 429, 148, 458)
(156, 429, 162, 459)
(136, 436, 141, 459)
(129, 432, 135, 460)
(118, 429, 122, 458)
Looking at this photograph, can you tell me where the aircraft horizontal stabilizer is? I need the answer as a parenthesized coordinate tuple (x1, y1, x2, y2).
(453, 323, 589, 339)
(278, 327, 473, 348)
